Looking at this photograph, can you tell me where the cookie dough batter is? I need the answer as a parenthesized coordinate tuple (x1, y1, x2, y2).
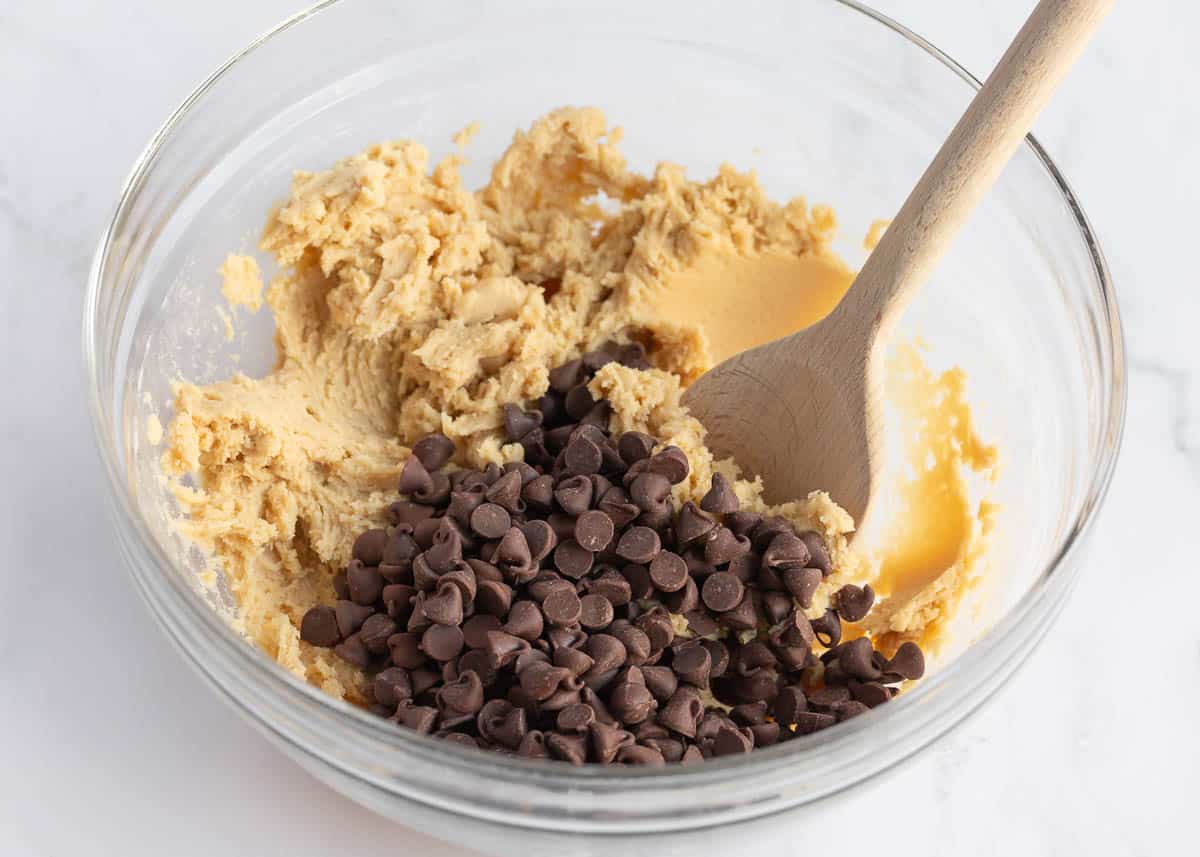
(164, 108, 994, 702)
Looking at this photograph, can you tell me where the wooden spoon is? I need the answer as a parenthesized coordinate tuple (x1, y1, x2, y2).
(682, 0, 1111, 530)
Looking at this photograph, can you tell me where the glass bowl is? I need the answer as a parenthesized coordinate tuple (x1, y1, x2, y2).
(83, 0, 1124, 845)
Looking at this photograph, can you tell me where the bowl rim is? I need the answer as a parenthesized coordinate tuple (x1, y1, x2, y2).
(83, 0, 1126, 795)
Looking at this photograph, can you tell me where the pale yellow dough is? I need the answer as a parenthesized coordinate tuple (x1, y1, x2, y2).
(165, 108, 994, 702)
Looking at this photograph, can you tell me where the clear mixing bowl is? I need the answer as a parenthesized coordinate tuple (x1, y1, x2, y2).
(83, 0, 1124, 848)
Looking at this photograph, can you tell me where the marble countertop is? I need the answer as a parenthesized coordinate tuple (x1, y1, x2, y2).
(1, 1, 1192, 854)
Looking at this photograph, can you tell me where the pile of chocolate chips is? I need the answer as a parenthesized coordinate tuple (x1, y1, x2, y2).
(300, 345, 925, 764)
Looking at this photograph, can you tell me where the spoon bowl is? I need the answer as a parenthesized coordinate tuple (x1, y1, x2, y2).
(683, 0, 1110, 528)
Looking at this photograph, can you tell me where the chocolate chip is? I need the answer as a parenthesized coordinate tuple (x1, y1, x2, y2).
(664, 576, 700, 614)
(700, 473, 739, 514)
(885, 641, 925, 680)
(773, 686, 808, 725)
(342, 560, 381, 606)
(437, 670, 484, 715)
(609, 623, 652, 666)
(461, 614, 502, 650)
(502, 404, 543, 442)
(616, 526, 660, 564)
(334, 633, 371, 668)
(388, 500, 436, 527)
(424, 524, 463, 573)
(553, 474, 593, 516)
(704, 526, 750, 565)
(712, 724, 754, 756)
(636, 501, 673, 532)
(630, 472, 672, 512)
(411, 433, 455, 470)
(494, 527, 537, 582)
(672, 644, 712, 688)
(564, 435, 603, 476)
(542, 587, 583, 627)
(352, 529, 388, 566)
(544, 358, 581, 394)
(730, 701, 768, 726)
(717, 592, 758, 632)
(373, 667, 413, 708)
(833, 584, 875, 622)
(614, 563, 650, 602)
(838, 637, 882, 680)
(394, 700, 439, 734)
(360, 613, 397, 655)
(811, 608, 842, 648)
(669, 502, 713, 547)
(586, 570, 631, 607)
(579, 593, 615, 631)
(609, 679, 657, 725)
(520, 661, 573, 702)
(735, 640, 778, 675)
(412, 517, 441, 550)
(564, 384, 596, 422)
(641, 666, 679, 702)
(421, 581, 464, 626)
(647, 446, 689, 485)
(836, 701, 870, 721)
(725, 510, 762, 538)
(421, 624, 465, 662)
(520, 473, 555, 510)
(701, 571, 744, 613)
(415, 472, 451, 507)
(502, 600, 544, 641)
(746, 516, 786, 550)
(850, 681, 892, 708)
(473, 579, 512, 618)
(517, 729, 550, 758)
(635, 609, 675, 652)
(617, 431, 656, 466)
(550, 538, 592, 580)
(799, 531, 831, 574)
(587, 721, 633, 764)
(484, 471, 524, 514)
(808, 686, 851, 709)
(592, 489, 635, 532)
(648, 550, 688, 592)
(469, 502, 511, 539)
(735, 668, 781, 703)
(782, 567, 823, 609)
(761, 534, 809, 573)
(300, 605, 341, 647)
(398, 454, 435, 496)
(658, 687, 705, 738)
(334, 600, 374, 638)
(504, 460, 539, 485)
(556, 702, 596, 734)
(616, 341, 650, 370)
(554, 645, 595, 678)
(681, 744, 705, 764)
(583, 634, 626, 673)
(684, 610, 719, 639)
(771, 609, 815, 649)
(574, 510, 614, 552)
(387, 632, 426, 669)
(616, 744, 665, 765)
(761, 590, 793, 625)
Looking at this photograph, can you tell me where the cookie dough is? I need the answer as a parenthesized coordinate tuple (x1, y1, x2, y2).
(164, 108, 994, 702)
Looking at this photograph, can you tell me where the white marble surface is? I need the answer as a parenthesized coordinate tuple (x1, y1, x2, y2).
(1, 1, 1194, 854)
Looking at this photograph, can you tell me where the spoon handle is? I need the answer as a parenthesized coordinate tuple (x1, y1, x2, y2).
(835, 0, 1112, 342)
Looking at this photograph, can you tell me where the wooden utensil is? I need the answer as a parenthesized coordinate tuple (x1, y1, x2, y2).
(681, 0, 1111, 530)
